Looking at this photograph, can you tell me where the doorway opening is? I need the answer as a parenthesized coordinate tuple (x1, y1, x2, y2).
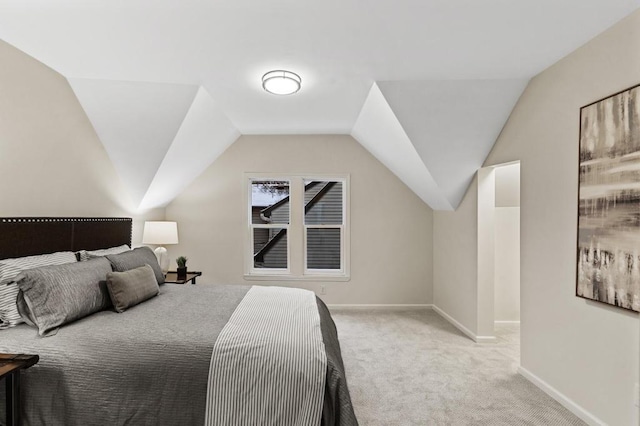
(477, 161, 521, 339)
(493, 163, 521, 325)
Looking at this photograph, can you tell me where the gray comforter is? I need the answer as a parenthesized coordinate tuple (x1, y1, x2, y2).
(0, 284, 358, 426)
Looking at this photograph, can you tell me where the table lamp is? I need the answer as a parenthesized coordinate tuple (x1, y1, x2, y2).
(142, 221, 179, 275)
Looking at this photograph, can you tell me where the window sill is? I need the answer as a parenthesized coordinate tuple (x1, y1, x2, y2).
(243, 274, 350, 282)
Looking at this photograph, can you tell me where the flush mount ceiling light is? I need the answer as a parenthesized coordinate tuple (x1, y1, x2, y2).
(262, 70, 302, 95)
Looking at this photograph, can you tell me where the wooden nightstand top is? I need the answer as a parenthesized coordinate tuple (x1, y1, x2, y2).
(0, 353, 39, 379)
(164, 271, 202, 284)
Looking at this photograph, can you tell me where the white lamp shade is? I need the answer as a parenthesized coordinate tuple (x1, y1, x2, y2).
(142, 221, 179, 245)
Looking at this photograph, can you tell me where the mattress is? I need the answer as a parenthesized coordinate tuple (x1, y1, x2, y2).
(0, 284, 357, 426)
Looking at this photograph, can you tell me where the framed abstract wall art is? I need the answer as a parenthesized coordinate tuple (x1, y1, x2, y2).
(577, 84, 640, 313)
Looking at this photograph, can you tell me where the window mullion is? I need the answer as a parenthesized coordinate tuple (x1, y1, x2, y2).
(289, 177, 304, 276)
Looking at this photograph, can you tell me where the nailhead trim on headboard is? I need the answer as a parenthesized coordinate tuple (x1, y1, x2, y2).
(0, 217, 133, 260)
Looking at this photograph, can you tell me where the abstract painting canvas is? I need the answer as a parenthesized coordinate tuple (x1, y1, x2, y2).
(577, 84, 640, 312)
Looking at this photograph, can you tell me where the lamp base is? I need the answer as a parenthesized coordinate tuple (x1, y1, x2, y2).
(154, 246, 170, 275)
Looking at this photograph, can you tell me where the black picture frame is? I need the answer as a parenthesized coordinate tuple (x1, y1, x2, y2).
(576, 83, 640, 313)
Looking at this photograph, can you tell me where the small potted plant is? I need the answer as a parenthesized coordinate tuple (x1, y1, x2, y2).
(176, 256, 188, 280)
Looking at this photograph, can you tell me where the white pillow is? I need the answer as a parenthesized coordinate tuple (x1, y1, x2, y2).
(0, 251, 77, 328)
(77, 244, 131, 262)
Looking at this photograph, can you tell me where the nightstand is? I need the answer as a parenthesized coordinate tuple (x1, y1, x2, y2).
(164, 271, 202, 285)
(1, 353, 39, 426)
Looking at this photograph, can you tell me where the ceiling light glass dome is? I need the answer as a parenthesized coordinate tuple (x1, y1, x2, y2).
(262, 70, 302, 95)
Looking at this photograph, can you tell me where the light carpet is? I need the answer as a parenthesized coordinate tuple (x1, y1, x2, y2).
(330, 309, 585, 426)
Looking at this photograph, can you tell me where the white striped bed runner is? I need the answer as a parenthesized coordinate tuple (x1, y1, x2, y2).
(205, 286, 327, 426)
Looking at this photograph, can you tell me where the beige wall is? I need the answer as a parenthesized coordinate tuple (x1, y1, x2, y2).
(436, 11, 640, 425)
(0, 40, 163, 243)
(433, 176, 479, 333)
(486, 11, 639, 426)
(494, 207, 520, 322)
(495, 163, 520, 208)
(494, 164, 521, 322)
(165, 134, 433, 305)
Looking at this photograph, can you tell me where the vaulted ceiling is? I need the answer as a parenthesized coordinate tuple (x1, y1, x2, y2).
(0, 0, 637, 210)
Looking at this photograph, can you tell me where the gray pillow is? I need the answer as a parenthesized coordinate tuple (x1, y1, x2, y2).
(15, 257, 113, 336)
(0, 251, 78, 328)
(106, 265, 159, 313)
(106, 247, 165, 285)
(77, 244, 131, 262)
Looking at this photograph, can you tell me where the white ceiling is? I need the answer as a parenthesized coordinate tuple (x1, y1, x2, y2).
(139, 87, 241, 210)
(352, 83, 451, 210)
(0, 0, 637, 209)
(69, 79, 199, 206)
(377, 79, 528, 208)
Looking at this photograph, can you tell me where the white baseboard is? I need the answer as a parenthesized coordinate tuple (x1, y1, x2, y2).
(495, 320, 521, 324)
(432, 305, 496, 343)
(517, 366, 606, 426)
(474, 335, 497, 343)
(327, 304, 433, 311)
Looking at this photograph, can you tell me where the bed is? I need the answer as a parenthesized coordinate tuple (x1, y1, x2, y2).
(0, 218, 357, 426)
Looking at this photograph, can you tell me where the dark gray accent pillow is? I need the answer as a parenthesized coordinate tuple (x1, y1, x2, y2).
(106, 247, 165, 285)
(106, 265, 159, 313)
(15, 257, 113, 336)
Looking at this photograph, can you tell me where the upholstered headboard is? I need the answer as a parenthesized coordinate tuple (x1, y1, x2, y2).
(0, 217, 132, 260)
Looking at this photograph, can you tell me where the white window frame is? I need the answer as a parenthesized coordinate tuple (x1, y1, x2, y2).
(246, 177, 291, 276)
(244, 173, 350, 281)
(303, 177, 348, 277)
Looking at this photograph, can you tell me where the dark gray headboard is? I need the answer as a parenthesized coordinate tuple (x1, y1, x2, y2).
(0, 217, 132, 260)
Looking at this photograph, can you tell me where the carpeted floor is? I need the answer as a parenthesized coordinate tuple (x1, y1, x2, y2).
(330, 309, 585, 426)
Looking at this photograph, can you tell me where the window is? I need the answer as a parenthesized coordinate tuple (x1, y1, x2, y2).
(250, 180, 290, 273)
(245, 175, 349, 280)
(304, 180, 344, 273)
